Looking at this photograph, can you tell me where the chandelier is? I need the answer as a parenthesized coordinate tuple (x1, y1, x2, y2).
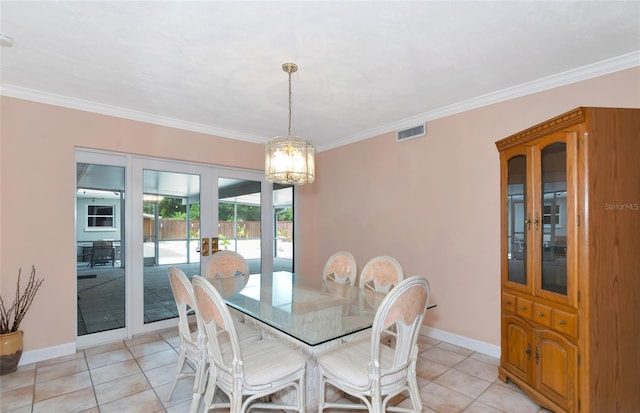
(265, 63, 315, 185)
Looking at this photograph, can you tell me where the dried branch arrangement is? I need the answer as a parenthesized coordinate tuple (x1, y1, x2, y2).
(0, 266, 44, 334)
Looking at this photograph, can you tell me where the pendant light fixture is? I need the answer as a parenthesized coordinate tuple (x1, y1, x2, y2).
(265, 63, 315, 185)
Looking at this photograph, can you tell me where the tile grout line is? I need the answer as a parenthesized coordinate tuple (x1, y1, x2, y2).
(84, 347, 100, 413)
(3, 330, 546, 413)
(420, 350, 504, 413)
(125, 337, 168, 413)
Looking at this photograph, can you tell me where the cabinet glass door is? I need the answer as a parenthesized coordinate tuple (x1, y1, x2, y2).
(507, 155, 527, 285)
(539, 143, 567, 295)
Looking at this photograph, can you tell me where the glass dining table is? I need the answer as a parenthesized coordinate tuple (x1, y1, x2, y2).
(207, 271, 384, 346)
(206, 271, 435, 411)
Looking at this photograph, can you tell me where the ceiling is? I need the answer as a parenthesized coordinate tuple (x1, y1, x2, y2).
(1, 1, 639, 151)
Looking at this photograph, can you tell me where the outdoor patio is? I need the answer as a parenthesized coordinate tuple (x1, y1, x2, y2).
(77, 242, 292, 336)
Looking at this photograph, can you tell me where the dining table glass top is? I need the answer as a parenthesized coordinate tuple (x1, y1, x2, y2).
(206, 271, 387, 346)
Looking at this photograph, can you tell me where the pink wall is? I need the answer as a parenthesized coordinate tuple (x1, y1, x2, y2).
(0, 99, 264, 351)
(296, 67, 640, 345)
(1, 67, 639, 356)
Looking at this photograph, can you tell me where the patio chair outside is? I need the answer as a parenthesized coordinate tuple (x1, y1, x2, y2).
(91, 240, 115, 268)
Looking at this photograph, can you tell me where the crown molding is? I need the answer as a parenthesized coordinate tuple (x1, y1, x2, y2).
(0, 85, 266, 144)
(316, 50, 640, 152)
(2, 51, 639, 152)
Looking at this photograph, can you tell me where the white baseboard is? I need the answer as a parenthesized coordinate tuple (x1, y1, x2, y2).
(19, 342, 76, 366)
(18, 328, 499, 367)
(420, 326, 501, 359)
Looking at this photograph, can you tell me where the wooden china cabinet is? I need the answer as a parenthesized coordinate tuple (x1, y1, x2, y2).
(496, 107, 640, 413)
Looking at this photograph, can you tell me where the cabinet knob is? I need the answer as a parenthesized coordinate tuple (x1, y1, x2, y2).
(520, 306, 527, 310)
(559, 319, 566, 325)
(537, 312, 544, 317)
(506, 300, 511, 305)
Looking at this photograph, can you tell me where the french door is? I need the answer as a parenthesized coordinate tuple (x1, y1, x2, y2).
(76, 151, 127, 348)
(76, 151, 288, 347)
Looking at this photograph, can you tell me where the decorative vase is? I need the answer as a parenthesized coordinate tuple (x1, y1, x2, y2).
(0, 330, 24, 375)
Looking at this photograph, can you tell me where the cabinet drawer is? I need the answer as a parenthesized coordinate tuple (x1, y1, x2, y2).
(533, 303, 553, 328)
(516, 297, 532, 320)
(503, 293, 516, 312)
(553, 309, 578, 338)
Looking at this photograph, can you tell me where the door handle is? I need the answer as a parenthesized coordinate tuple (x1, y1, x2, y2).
(201, 238, 210, 256)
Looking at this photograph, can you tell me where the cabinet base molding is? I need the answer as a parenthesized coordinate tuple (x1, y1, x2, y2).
(498, 367, 568, 413)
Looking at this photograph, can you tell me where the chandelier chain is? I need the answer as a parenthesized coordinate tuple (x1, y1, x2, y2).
(287, 66, 293, 140)
(265, 62, 314, 185)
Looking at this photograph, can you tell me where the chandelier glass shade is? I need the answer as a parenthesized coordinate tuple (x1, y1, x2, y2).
(265, 63, 315, 185)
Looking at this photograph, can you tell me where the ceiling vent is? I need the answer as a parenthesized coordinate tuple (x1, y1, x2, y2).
(396, 123, 426, 142)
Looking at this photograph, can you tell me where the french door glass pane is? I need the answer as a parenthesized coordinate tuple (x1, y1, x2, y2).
(540, 143, 567, 295)
(143, 170, 200, 323)
(218, 177, 262, 274)
(76, 163, 125, 336)
(507, 155, 527, 285)
(274, 185, 293, 272)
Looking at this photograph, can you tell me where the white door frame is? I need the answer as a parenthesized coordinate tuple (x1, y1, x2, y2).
(77, 149, 274, 346)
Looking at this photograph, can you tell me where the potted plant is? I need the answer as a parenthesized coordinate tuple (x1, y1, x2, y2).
(0, 265, 44, 375)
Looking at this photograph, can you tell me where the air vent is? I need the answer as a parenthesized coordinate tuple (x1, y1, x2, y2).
(396, 123, 426, 141)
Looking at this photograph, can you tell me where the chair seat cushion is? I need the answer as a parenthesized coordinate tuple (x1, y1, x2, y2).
(191, 321, 260, 342)
(239, 340, 306, 388)
(318, 339, 397, 388)
(190, 322, 261, 355)
(234, 322, 262, 343)
(182, 335, 202, 361)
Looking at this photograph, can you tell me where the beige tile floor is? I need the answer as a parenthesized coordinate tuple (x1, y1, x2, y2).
(1, 328, 551, 413)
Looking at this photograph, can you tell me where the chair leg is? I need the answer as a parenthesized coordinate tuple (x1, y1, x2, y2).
(408, 348, 422, 412)
(194, 360, 208, 395)
(232, 392, 243, 413)
(318, 376, 326, 413)
(408, 377, 423, 412)
(298, 374, 306, 413)
(372, 395, 383, 413)
(166, 351, 187, 401)
(189, 361, 207, 413)
(201, 369, 217, 411)
(189, 392, 201, 413)
(370, 386, 384, 413)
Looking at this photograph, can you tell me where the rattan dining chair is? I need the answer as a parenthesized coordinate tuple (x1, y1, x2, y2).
(317, 275, 431, 413)
(323, 250, 358, 286)
(204, 250, 251, 322)
(358, 255, 404, 293)
(166, 267, 208, 412)
(166, 267, 260, 413)
(205, 250, 250, 278)
(192, 275, 307, 413)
